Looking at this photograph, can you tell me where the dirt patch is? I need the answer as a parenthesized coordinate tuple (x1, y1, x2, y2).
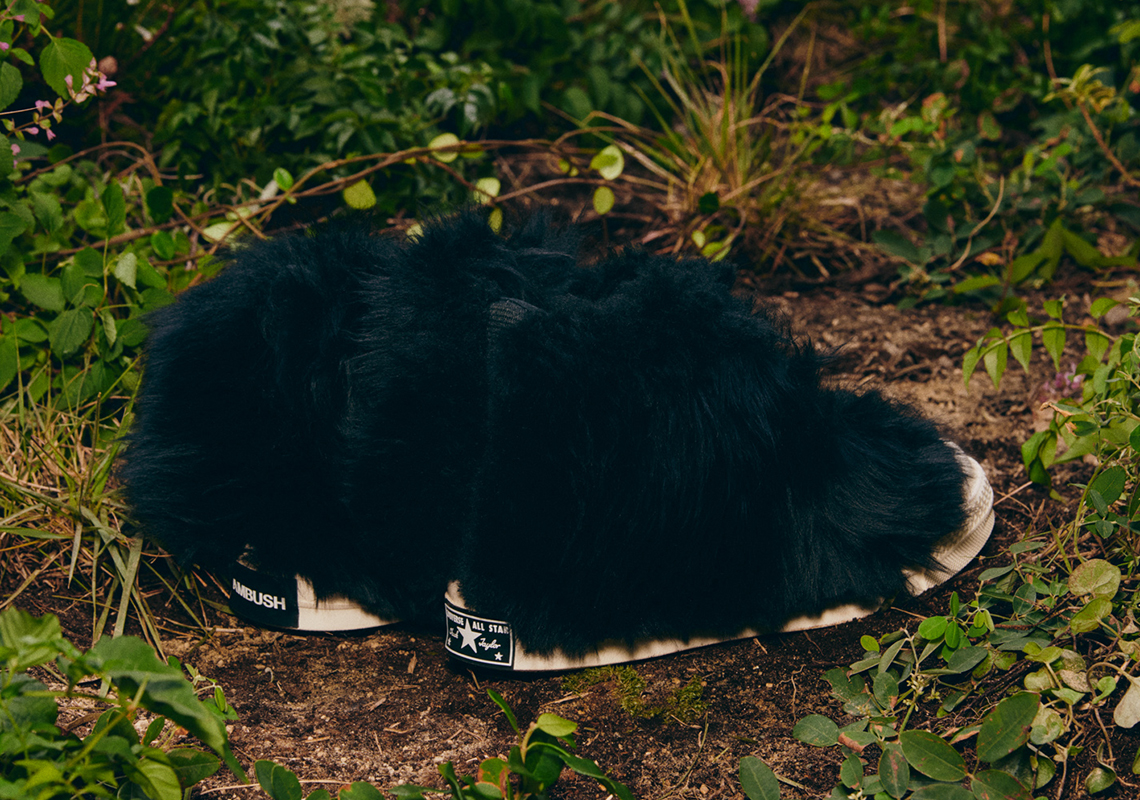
(15, 275, 1138, 799)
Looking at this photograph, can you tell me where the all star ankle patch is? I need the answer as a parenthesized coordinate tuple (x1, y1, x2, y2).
(445, 598, 514, 668)
(229, 561, 299, 629)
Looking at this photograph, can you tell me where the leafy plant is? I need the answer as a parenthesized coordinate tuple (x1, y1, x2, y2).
(863, 16, 1140, 309)
(252, 690, 632, 800)
(962, 295, 1140, 496)
(0, 607, 244, 799)
(400, 0, 772, 131)
(741, 544, 1140, 798)
(735, 291, 1140, 798)
(564, 0, 826, 259)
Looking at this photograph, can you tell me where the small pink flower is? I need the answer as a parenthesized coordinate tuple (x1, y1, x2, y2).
(35, 100, 50, 111)
(96, 77, 116, 91)
(25, 126, 38, 135)
(13, 15, 23, 22)
(10, 144, 19, 155)
(0, 43, 9, 51)
(65, 74, 73, 88)
(45, 129, 55, 140)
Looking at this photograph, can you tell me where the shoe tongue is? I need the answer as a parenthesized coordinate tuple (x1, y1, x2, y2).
(489, 297, 537, 332)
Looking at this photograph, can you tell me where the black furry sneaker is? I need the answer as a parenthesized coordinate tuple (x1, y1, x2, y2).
(444, 245, 995, 671)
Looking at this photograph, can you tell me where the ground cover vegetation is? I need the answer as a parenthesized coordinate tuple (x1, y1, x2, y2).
(0, 0, 1139, 797)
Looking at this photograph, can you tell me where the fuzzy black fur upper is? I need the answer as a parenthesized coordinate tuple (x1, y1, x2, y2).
(121, 212, 967, 645)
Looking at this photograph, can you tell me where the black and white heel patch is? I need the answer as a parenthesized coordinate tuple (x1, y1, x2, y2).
(229, 560, 300, 629)
(445, 597, 515, 668)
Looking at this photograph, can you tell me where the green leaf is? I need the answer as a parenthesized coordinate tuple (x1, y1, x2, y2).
(1029, 706, 1065, 745)
(1006, 307, 1030, 327)
(103, 182, 125, 236)
(1007, 252, 1046, 284)
(343, 180, 376, 210)
(878, 743, 909, 798)
(76, 247, 104, 277)
(983, 340, 1007, 389)
(0, 209, 27, 254)
(953, 274, 1001, 294)
(474, 177, 501, 204)
(1042, 325, 1065, 369)
(117, 318, 148, 348)
(1038, 219, 1064, 280)
(535, 713, 577, 738)
(0, 608, 67, 669)
(738, 756, 780, 800)
(839, 752, 863, 788)
(971, 769, 1032, 800)
(486, 690, 518, 734)
(0, 335, 17, 390)
(1009, 331, 1032, 373)
(168, 748, 221, 786)
(873, 671, 899, 709)
(1061, 229, 1103, 268)
(962, 344, 983, 389)
(48, 308, 93, 355)
(99, 308, 117, 347)
(134, 759, 182, 800)
(429, 132, 460, 163)
(1043, 299, 1064, 320)
(1069, 558, 1122, 598)
(898, 730, 966, 781)
(792, 714, 839, 746)
(945, 646, 989, 674)
(919, 616, 949, 641)
(873, 229, 923, 264)
(255, 760, 303, 800)
(1085, 329, 1111, 362)
(977, 693, 1039, 762)
(114, 252, 138, 289)
(1113, 677, 1140, 728)
(977, 110, 1002, 140)
(860, 635, 880, 653)
(40, 37, 96, 98)
(1070, 596, 1112, 633)
(0, 62, 22, 112)
(31, 192, 63, 234)
(151, 230, 175, 260)
(910, 785, 975, 800)
(1089, 470, 1127, 508)
(60, 261, 86, 305)
(146, 186, 174, 224)
(590, 145, 625, 180)
(74, 198, 109, 235)
(273, 168, 294, 191)
(824, 668, 866, 702)
(593, 185, 615, 215)
(1089, 298, 1118, 318)
(339, 783, 384, 800)
(1085, 766, 1116, 793)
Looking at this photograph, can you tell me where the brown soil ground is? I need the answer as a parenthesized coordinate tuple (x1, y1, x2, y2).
(15, 268, 1140, 800)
